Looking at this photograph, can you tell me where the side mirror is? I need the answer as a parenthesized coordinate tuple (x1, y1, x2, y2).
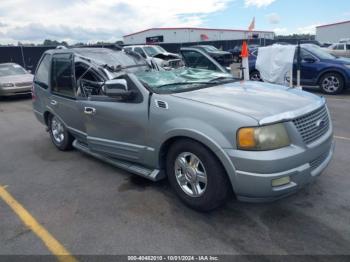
(103, 79, 134, 100)
(303, 57, 316, 63)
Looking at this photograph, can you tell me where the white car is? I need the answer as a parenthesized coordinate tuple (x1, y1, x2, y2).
(323, 42, 350, 58)
(123, 45, 182, 69)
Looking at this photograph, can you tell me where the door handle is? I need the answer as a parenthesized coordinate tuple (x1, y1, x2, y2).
(84, 107, 96, 115)
(50, 100, 57, 106)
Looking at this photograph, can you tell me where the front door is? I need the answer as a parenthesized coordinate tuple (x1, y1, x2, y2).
(81, 75, 149, 164)
(49, 53, 85, 140)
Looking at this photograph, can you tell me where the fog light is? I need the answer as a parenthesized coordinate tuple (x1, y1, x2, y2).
(272, 176, 291, 187)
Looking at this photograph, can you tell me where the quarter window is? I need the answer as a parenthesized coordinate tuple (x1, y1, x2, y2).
(35, 54, 51, 88)
(51, 53, 75, 98)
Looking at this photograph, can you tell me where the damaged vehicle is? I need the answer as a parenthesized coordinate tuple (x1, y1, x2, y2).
(123, 45, 182, 69)
(32, 47, 334, 211)
(190, 45, 234, 67)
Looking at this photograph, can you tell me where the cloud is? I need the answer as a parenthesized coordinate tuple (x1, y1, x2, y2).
(245, 0, 276, 8)
(266, 13, 280, 24)
(0, 0, 233, 44)
(297, 24, 319, 34)
(273, 27, 288, 35)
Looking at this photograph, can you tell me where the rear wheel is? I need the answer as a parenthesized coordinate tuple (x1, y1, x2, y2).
(319, 72, 344, 95)
(166, 139, 231, 211)
(250, 70, 261, 81)
(48, 115, 74, 151)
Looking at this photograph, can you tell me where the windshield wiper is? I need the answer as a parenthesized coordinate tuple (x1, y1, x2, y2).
(156, 82, 213, 88)
(208, 76, 236, 83)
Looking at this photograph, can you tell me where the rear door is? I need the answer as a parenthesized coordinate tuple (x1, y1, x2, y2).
(49, 53, 85, 140)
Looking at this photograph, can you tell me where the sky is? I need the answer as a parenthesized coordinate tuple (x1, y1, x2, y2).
(0, 0, 349, 44)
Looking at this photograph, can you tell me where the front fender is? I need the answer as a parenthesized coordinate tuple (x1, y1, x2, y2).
(152, 124, 239, 193)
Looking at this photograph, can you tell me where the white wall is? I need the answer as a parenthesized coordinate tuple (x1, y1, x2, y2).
(316, 22, 350, 43)
(123, 28, 275, 45)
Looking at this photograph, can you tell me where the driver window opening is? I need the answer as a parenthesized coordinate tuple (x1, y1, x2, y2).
(75, 62, 103, 97)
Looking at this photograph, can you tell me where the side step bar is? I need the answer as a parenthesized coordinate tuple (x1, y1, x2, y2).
(72, 140, 165, 181)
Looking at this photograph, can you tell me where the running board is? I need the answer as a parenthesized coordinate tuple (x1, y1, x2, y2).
(72, 140, 165, 181)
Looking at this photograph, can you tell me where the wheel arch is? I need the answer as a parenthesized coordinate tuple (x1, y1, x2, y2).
(316, 69, 346, 85)
(43, 111, 52, 126)
(158, 131, 238, 193)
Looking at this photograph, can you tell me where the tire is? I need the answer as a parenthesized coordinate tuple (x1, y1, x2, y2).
(166, 139, 232, 211)
(48, 114, 74, 151)
(319, 72, 344, 95)
(250, 70, 261, 81)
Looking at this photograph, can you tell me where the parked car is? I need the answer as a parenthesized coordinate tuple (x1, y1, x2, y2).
(123, 45, 181, 69)
(249, 44, 350, 94)
(323, 42, 350, 58)
(32, 47, 334, 211)
(228, 44, 260, 63)
(0, 63, 33, 97)
(190, 45, 233, 67)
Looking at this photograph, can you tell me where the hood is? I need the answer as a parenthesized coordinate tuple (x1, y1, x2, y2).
(322, 57, 350, 65)
(172, 81, 323, 124)
(0, 74, 33, 83)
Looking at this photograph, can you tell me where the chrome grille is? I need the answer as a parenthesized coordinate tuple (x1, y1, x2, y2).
(293, 105, 330, 145)
(310, 151, 329, 171)
(15, 82, 32, 87)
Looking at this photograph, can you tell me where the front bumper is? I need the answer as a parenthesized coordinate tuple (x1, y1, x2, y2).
(225, 133, 334, 202)
(0, 85, 32, 96)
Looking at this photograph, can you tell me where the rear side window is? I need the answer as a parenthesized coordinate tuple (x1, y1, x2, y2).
(335, 44, 344, 50)
(134, 47, 147, 58)
(51, 53, 75, 98)
(346, 45, 350, 50)
(35, 54, 51, 88)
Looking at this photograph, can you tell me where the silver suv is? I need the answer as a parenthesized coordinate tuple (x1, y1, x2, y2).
(32, 47, 334, 211)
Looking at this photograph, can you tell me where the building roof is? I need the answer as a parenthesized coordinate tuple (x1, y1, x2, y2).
(316, 20, 350, 28)
(123, 27, 274, 37)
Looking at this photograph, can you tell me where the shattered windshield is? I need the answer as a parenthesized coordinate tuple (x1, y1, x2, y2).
(154, 46, 167, 53)
(135, 68, 235, 93)
(144, 46, 160, 57)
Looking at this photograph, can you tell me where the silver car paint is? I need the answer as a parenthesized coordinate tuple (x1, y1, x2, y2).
(0, 73, 33, 96)
(33, 48, 334, 202)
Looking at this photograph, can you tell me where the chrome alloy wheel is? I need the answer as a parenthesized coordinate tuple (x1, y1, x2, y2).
(322, 75, 340, 93)
(51, 116, 65, 144)
(174, 152, 208, 197)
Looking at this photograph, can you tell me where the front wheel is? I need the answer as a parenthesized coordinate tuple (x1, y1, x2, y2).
(166, 139, 232, 211)
(48, 115, 74, 151)
(319, 72, 344, 95)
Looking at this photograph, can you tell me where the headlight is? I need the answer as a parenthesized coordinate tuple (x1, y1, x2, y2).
(0, 83, 14, 88)
(237, 123, 290, 151)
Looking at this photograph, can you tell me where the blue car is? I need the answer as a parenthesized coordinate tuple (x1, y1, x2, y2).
(248, 44, 350, 94)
